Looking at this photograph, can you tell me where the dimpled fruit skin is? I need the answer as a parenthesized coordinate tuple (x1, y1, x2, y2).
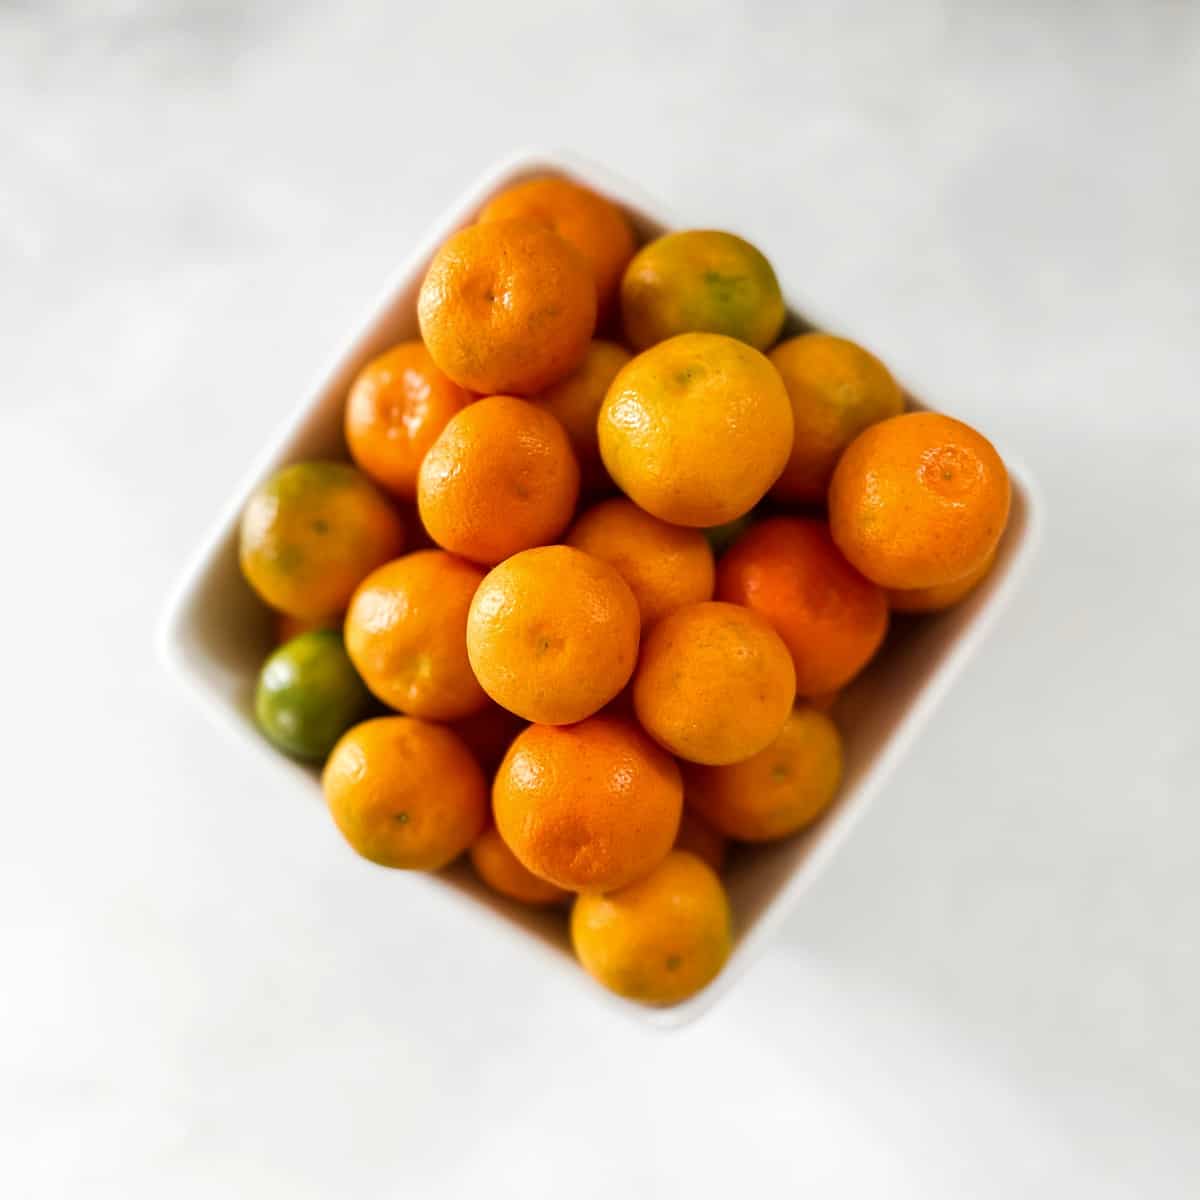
(417, 218, 596, 395)
(571, 851, 732, 1006)
(493, 715, 683, 894)
(343, 550, 488, 720)
(469, 825, 570, 906)
(566, 497, 715, 628)
(633, 600, 796, 766)
(620, 230, 785, 352)
(829, 411, 1011, 590)
(239, 461, 405, 619)
(479, 176, 636, 312)
(322, 716, 487, 870)
(254, 630, 371, 762)
(716, 517, 889, 697)
(769, 333, 904, 504)
(466, 545, 640, 725)
(417, 394, 580, 566)
(685, 705, 843, 842)
(532, 340, 631, 490)
(344, 341, 472, 499)
(887, 546, 997, 613)
(598, 332, 793, 527)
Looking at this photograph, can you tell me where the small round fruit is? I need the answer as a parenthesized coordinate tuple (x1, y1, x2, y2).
(240, 462, 405, 619)
(344, 550, 488, 720)
(322, 717, 487, 870)
(417, 394, 580, 565)
(829, 412, 1011, 590)
(598, 332, 793, 527)
(633, 601, 796, 766)
(467, 545, 640, 725)
(344, 341, 473, 499)
(478, 176, 635, 312)
(887, 546, 997, 613)
(716, 517, 889, 697)
(685, 705, 842, 842)
(493, 715, 683, 893)
(276, 611, 340, 644)
(254, 630, 372, 762)
(571, 851, 732, 1006)
(532, 340, 631, 489)
(621, 229, 785, 351)
(418, 218, 596, 395)
(566, 498, 714, 628)
(674, 808, 727, 873)
(769, 333, 904, 503)
(469, 826, 569, 907)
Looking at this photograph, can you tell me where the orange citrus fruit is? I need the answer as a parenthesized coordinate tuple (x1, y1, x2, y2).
(344, 341, 473, 499)
(769, 333, 904, 503)
(570, 850, 732, 1005)
(323, 717, 487, 870)
(621, 229, 785, 351)
(469, 825, 569, 906)
(829, 411, 1011, 590)
(532, 339, 631, 490)
(343, 550, 488, 720)
(566, 497, 715, 628)
(598, 332, 793, 526)
(417, 394, 580, 565)
(418, 218, 596, 395)
(467, 545, 640, 724)
(633, 600, 796, 765)
(493, 715, 683, 893)
(240, 461, 405, 619)
(716, 517, 888, 696)
(685, 705, 842, 842)
(887, 545, 997, 613)
(478, 175, 635, 312)
(674, 808, 727, 873)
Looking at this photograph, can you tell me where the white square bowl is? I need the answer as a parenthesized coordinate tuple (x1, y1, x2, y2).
(157, 149, 1042, 1029)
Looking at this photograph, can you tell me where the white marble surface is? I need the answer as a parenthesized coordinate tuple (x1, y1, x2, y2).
(3, 2, 1199, 1195)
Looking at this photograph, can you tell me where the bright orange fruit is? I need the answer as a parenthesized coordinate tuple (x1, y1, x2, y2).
(470, 825, 569, 906)
(887, 546, 997, 613)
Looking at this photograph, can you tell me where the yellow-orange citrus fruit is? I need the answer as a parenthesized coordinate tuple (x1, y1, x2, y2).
(571, 851, 732, 1005)
(467, 545, 640, 724)
(829, 412, 1011, 590)
(598, 332, 793, 526)
(322, 717, 487, 869)
(493, 715, 683, 893)
(887, 546, 998, 613)
(469, 825, 569, 906)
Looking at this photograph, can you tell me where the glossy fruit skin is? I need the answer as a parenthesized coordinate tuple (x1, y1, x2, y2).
(716, 517, 889, 697)
(768, 333, 904, 503)
(239, 461, 405, 619)
(493, 715, 683, 894)
(418, 218, 596, 395)
(674, 808, 727, 873)
(829, 411, 1011, 590)
(479, 176, 636, 313)
(566, 497, 715, 628)
(254, 630, 372, 762)
(620, 229, 785, 352)
(344, 341, 472, 499)
(887, 546, 997, 613)
(532, 340, 631, 490)
(467, 545, 640, 725)
(322, 717, 487, 870)
(633, 601, 796, 766)
(598, 332, 793, 527)
(685, 705, 842, 842)
(469, 825, 569, 907)
(417, 394, 580, 565)
(344, 550, 488, 720)
(571, 851, 732, 1006)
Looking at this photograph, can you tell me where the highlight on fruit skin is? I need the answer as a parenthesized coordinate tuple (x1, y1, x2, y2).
(570, 850, 733, 1006)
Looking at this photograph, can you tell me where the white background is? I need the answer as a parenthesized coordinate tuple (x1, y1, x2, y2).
(3, 2, 1198, 1196)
